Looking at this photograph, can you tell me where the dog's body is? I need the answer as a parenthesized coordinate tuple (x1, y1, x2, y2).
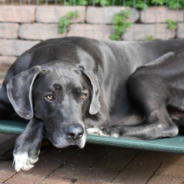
(1, 37, 184, 171)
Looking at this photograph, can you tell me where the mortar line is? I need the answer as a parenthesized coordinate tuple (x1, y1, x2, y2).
(3, 172, 19, 183)
(36, 164, 65, 184)
(145, 162, 163, 184)
(110, 150, 141, 183)
(36, 145, 81, 183)
(90, 146, 114, 169)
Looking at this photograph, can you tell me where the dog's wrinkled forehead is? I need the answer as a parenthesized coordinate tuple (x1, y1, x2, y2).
(35, 64, 85, 91)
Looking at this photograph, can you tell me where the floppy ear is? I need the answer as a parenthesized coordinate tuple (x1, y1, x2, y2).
(78, 65, 101, 115)
(6, 66, 42, 120)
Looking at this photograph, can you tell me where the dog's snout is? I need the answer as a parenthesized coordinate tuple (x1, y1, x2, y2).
(65, 125, 84, 140)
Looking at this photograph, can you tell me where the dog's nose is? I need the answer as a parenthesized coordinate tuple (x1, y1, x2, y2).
(65, 125, 84, 140)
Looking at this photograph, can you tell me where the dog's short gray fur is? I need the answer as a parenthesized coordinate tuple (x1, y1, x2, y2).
(1, 37, 184, 171)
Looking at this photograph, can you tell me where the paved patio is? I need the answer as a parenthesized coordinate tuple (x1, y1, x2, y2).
(0, 133, 184, 184)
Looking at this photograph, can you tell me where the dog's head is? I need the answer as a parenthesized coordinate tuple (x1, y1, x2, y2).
(6, 62, 101, 148)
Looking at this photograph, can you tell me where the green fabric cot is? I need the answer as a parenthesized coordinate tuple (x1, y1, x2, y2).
(0, 114, 184, 154)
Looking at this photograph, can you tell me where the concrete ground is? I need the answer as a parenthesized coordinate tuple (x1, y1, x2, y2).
(0, 133, 184, 184)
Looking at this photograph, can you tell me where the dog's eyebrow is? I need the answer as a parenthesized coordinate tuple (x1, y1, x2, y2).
(53, 83, 61, 90)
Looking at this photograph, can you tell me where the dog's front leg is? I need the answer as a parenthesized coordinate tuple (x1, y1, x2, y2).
(13, 117, 44, 172)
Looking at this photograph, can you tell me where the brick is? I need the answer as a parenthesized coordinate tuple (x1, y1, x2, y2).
(0, 79, 3, 87)
(0, 39, 39, 56)
(45, 165, 118, 183)
(134, 150, 168, 163)
(163, 152, 184, 165)
(94, 148, 139, 170)
(140, 6, 183, 23)
(0, 72, 5, 85)
(0, 56, 16, 65)
(67, 24, 113, 40)
(86, 7, 139, 24)
(19, 23, 65, 40)
(156, 163, 184, 177)
(0, 5, 36, 23)
(39, 177, 73, 184)
(112, 160, 160, 184)
(36, 6, 85, 23)
(122, 23, 176, 41)
(6, 150, 64, 184)
(75, 180, 109, 184)
(41, 145, 110, 168)
(0, 56, 16, 73)
(55, 145, 79, 155)
(177, 23, 184, 39)
(6, 145, 101, 184)
(0, 23, 19, 39)
(43, 147, 99, 168)
(76, 144, 112, 159)
(148, 175, 184, 184)
(0, 160, 16, 182)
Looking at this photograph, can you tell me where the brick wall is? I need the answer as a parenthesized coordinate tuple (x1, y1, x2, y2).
(0, 5, 183, 85)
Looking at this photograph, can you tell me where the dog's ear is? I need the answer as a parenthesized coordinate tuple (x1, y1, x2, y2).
(6, 66, 42, 120)
(77, 65, 101, 115)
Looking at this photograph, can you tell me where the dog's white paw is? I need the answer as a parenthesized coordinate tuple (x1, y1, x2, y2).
(86, 127, 110, 137)
(98, 130, 110, 137)
(13, 151, 39, 172)
(86, 127, 102, 135)
(111, 133, 119, 137)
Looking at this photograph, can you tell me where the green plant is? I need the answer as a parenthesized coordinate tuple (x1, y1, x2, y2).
(152, 0, 184, 9)
(109, 9, 131, 41)
(166, 19, 177, 30)
(168, 0, 184, 8)
(145, 35, 153, 41)
(58, 10, 79, 34)
(40, 0, 184, 9)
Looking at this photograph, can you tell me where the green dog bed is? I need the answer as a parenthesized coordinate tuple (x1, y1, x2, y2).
(0, 114, 184, 154)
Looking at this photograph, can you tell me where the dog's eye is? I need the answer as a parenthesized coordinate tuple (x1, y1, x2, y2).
(46, 95, 54, 101)
(80, 94, 87, 100)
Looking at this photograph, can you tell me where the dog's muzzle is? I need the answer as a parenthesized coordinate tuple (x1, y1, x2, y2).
(47, 124, 86, 149)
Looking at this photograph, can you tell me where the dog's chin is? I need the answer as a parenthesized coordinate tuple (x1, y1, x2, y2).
(48, 133, 86, 149)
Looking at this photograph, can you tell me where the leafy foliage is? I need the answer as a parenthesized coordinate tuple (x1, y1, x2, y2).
(58, 10, 79, 34)
(152, 0, 184, 8)
(166, 19, 177, 30)
(63, 0, 151, 7)
(145, 35, 153, 41)
(109, 9, 131, 40)
(40, 0, 184, 9)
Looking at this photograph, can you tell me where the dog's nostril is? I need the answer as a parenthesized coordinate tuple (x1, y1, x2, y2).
(78, 133, 83, 138)
(68, 133, 75, 138)
(65, 125, 84, 140)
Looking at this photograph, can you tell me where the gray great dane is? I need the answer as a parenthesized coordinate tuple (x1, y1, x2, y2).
(0, 37, 184, 171)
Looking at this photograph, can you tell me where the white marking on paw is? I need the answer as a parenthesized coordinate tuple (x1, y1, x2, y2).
(111, 133, 119, 137)
(13, 152, 38, 172)
(157, 124, 163, 129)
(98, 130, 110, 137)
(86, 127, 101, 135)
